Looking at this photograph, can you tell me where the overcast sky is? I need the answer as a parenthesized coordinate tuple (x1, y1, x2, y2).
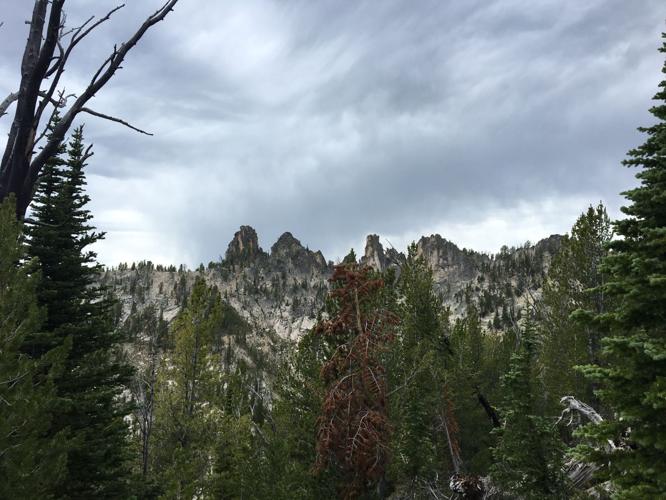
(1, 1, 664, 266)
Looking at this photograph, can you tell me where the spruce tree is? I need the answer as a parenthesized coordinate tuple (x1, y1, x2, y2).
(152, 276, 223, 498)
(25, 126, 134, 498)
(259, 330, 338, 499)
(490, 320, 567, 499)
(391, 244, 450, 486)
(540, 203, 613, 413)
(0, 196, 67, 498)
(576, 33, 666, 497)
(449, 306, 495, 473)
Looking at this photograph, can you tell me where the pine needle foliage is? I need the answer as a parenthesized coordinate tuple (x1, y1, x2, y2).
(25, 125, 134, 498)
(0, 196, 68, 498)
(491, 320, 568, 499)
(314, 264, 398, 499)
(575, 33, 666, 498)
(540, 203, 613, 413)
(390, 244, 451, 486)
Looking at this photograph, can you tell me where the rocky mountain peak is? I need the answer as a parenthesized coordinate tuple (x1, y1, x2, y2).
(534, 234, 563, 256)
(225, 225, 265, 266)
(361, 234, 387, 272)
(270, 232, 329, 273)
(105, 228, 564, 344)
(417, 234, 480, 281)
(270, 232, 302, 256)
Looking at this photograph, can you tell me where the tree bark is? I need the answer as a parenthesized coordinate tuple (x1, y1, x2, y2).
(0, 0, 180, 218)
(476, 388, 501, 428)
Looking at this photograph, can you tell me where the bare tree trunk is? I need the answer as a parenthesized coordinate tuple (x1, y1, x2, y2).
(475, 388, 501, 428)
(0, 0, 181, 218)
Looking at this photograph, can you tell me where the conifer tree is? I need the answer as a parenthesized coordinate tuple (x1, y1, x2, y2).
(314, 264, 397, 498)
(0, 196, 67, 498)
(576, 33, 666, 497)
(540, 203, 612, 413)
(153, 276, 223, 498)
(25, 126, 134, 497)
(490, 320, 567, 498)
(127, 304, 169, 485)
(449, 306, 496, 473)
(390, 244, 450, 486)
(260, 330, 338, 499)
(211, 414, 265, 499)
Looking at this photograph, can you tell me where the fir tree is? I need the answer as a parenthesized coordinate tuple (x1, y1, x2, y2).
(449, 306, 496, 473)
(211, 414, 266, 499)
(490, 320, 567, 499)
(390, 244, 450, 487)
(152, 276, 223, 498)
(540, 203, 613, 413)
(576, 33, 666, 497)
(258, 330, 338, 499)
(25, 126, 134, 498)
(127, 304, 169, 487)
(0, 196, 68, 498)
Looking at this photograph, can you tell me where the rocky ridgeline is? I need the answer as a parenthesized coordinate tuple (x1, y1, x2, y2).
(102, 226, 562, 344)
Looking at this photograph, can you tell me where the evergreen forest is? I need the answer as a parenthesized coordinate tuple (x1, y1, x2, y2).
(1, 2, 665, 499)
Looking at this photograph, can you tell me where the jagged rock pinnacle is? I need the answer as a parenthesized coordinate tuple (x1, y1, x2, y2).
(270, 232, 329, 272)
(270, 232, 302, 256)
(225, 225, 264, 266)
(361, 234, 387, 272)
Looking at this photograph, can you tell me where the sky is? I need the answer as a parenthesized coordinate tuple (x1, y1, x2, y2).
(1, 1, 664, 266)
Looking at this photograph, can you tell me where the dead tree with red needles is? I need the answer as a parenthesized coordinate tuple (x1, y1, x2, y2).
(314, 264, 398, 499)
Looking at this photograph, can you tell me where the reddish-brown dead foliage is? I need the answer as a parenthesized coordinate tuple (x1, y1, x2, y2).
(314, 264, 398, 499)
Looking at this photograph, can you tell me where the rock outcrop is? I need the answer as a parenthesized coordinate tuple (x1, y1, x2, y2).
(225, 225, 266, 267)
(361, 234, 388, 272)
(105, 226, 562, 344)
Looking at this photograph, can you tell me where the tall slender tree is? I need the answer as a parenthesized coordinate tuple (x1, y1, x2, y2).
(25, 126, 134, 497)
(390, 244, 451, 487)
(490, 319, 567, 498)
(152, 277, 223, 498)
(449, 306, 497, 473)
(576, 33, 666, 497)
(0, 195, 67, 498)
(314, 264, 398, 499)
(540, 203, 613, 413)
(127, 305, 169, 479)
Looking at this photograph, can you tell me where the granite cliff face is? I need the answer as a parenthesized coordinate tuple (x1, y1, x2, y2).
(104, 227, 561, 347)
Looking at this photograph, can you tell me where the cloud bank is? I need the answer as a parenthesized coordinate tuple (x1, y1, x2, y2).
(1, 0, 663, 265)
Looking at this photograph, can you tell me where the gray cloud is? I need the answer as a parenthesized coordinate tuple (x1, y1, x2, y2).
(1, 0, 663, 265)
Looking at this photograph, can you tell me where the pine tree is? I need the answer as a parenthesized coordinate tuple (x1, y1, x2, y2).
(152, 276, 223, 498)
(390, 244, 450, 486)
(540, 203, 613, 413)
(25, 126, 134, 497)
(314, 264, 397, 499)
(490, 320, 567, 498)
(258, 330, 338, 500)
(448, 305, 499, 473)
(0, 196, 67, 498)
(126, 304, 169, 488)
(211, 414, 264, 499)
(576, 33, 666, 497)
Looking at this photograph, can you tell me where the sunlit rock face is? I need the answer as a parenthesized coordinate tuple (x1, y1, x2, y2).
(361, 234, 387, 272)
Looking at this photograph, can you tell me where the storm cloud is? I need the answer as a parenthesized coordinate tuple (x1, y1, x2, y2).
(1, 0, 663, 265)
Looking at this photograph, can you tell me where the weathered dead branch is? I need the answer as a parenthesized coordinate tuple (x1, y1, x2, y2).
(0, 0, 180, 217)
